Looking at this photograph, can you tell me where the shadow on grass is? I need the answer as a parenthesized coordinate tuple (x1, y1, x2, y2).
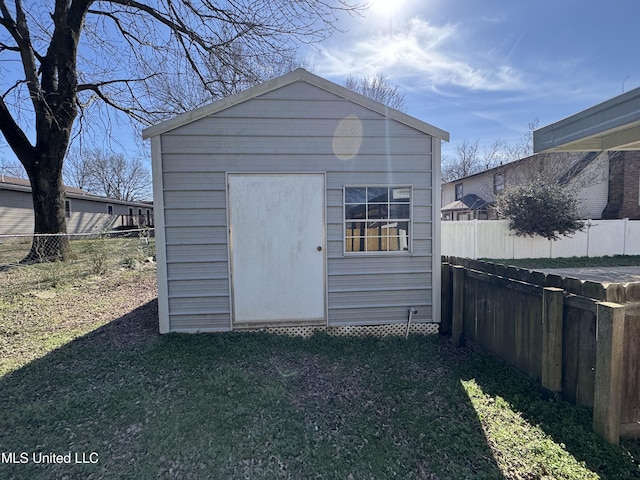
(0, 304, 506, 479)
(459, 350, 640, 479)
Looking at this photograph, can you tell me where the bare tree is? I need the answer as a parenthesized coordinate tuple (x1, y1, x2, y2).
(64, 148, 151, 201)
(64, 150, 96, 193)
(0, 157, 25, 178)
(482, 139, 508, 169)
(504, 119, 540, 162)
(508, 152, 582, 186)
(441, 139, 500, 183)
(442, 120, 547, 183)
(345, 73, 407, 112)
(0, 0, 363, 260)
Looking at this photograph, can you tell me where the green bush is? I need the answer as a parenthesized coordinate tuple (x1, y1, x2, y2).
(496, 181, 585, 240)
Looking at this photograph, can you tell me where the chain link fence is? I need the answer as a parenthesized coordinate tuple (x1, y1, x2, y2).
(0, 228, 155, 271)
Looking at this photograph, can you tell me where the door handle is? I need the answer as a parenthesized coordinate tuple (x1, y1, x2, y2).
(317, 246, 323, 252)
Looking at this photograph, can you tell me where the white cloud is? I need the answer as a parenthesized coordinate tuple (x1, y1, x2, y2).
(311, 17, 525, 92)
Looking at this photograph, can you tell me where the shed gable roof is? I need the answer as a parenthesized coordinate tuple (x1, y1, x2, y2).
(142, 69, 449, 141)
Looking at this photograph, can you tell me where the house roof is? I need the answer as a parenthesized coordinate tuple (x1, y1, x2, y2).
(0, 175, 153, 208)
(557, 151, 600, 185)
(142, 68, 450, 141)
(534, 86, 640, 152)
(441, 151, 586, 186)
(441, 193, 491, 212)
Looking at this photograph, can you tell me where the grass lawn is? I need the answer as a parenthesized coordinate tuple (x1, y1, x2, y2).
(1, 256, 640, 478)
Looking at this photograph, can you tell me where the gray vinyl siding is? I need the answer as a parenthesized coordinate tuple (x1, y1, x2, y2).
(0, 187, 152, 235)
(158, 80, 436, 331)
(0, 189, 34, 235)
(65, 197, 122, 233)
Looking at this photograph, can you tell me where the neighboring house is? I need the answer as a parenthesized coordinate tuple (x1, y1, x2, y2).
(0, 175, 154, 235)
(440, 151, 622, 220)
(143, 68, 449, 334)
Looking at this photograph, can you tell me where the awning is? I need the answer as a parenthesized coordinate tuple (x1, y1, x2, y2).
(533, 86, 640, 152)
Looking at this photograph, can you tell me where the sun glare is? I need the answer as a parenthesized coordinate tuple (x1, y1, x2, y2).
(368, 0, 406, 18)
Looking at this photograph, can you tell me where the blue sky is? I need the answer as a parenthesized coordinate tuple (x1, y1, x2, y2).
(305, 0, 640, 159)
(2, 0, 640, 167)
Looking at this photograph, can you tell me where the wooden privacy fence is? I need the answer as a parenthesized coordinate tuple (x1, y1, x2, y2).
(441, 257, 640, 444)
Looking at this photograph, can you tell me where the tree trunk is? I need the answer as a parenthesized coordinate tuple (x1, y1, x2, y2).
(22, 153, 70, 262)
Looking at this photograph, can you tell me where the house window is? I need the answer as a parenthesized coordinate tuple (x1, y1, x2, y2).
(455, 183, 463, 200)
(65, 200, 71, 218)
(344, 186, 411, 253)
(107, 205, 114, 215)
(493, 173, 505, 194)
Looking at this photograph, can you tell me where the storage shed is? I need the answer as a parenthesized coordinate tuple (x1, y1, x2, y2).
(143, 69, 449, 334)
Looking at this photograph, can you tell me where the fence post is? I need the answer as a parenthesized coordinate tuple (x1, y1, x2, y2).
(440, 262, 452, 335)
(451, 265, 465, 347)
(541, 287, 564, 393)
(473, 219, 478, 260)
(593, 302, 625, 444)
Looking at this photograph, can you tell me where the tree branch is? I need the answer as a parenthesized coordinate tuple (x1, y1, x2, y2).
(1, 0, 41, 108)
(0, 94, 36, 161)
(77, 74, 159, 92)
(78, 83, 161, 123)
(0, 40, 20, 52)
(2, 79, 27, 99)
(106, 0, 212, 50)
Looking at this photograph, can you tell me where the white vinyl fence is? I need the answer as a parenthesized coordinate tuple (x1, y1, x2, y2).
(441, 219, 640, 259)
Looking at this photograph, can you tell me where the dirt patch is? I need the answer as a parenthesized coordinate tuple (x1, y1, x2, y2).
(0, 264, 158, 375)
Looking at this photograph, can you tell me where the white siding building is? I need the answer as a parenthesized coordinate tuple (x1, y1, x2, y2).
(0, 175, 153, 235)
(143, 69, 449, 334)
(441, 152, 610, 221)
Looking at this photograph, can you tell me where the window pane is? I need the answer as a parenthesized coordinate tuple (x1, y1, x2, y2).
(389, 204, 410, 219)
(455, 184, 463, 200)
(367, 223, 385, 252)
(397, 222, 409, 250)
(367, 187, 388, 202)
(345, 187, 366, 203)
(367, 203, 388, 219)
(345, 203, 366, 219)
(345, 222, 365, 252)
(391, 187, 411, 202)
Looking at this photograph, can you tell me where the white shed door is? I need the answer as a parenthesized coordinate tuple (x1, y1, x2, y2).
(228, 174, 325, 325)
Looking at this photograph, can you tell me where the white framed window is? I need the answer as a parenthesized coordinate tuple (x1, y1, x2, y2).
(455, 183, 463, 200)
(493, 172, 505, 194)
(107, 204, 114, 215)
(344, 186, 411, 254)
(64, 200, 71, 218)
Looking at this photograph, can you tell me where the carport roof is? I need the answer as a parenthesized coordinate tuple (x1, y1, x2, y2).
(533, 86, 640, 152)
